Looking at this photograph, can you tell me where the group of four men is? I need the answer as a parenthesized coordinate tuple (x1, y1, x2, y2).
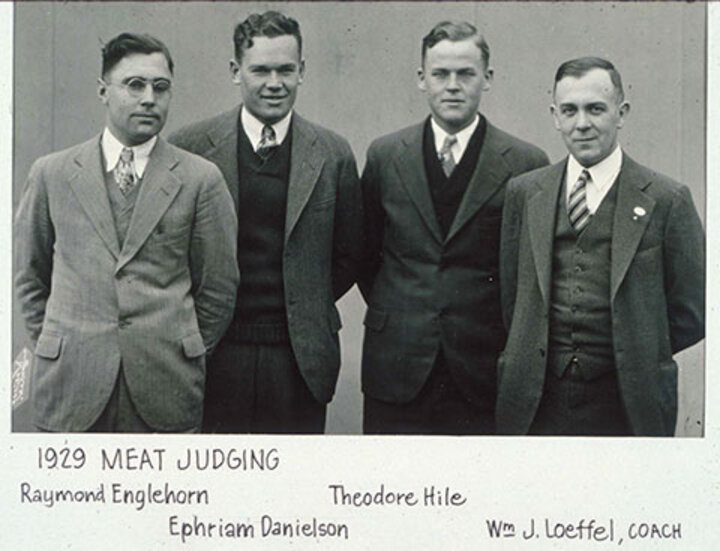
(15, 11, 705, 436)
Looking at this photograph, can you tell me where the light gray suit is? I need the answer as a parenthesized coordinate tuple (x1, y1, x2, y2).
(14, 135, 239, 432)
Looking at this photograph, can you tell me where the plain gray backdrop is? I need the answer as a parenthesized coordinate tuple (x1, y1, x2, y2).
(12, 1, 706, 435)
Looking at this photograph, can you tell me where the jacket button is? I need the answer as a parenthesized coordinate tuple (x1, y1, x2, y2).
(119, 319, 131, 329)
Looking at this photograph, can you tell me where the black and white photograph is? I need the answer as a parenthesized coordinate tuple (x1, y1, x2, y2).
(2, 1, 719, 549)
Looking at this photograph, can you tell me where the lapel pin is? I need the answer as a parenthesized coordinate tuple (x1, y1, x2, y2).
(632, 206, 646, 221)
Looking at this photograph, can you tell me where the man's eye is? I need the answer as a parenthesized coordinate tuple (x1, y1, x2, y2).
(153, 80, 171, 93)
(126, 78, 147, 92)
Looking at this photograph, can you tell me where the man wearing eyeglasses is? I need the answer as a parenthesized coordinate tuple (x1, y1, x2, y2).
(14, 33, 239, 432)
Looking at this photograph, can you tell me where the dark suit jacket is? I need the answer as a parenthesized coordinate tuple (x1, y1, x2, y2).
(169, 107, 362, 403)
(360, 118, 549, 406)
(497, 155, 705, 436)
(14, 136, 239, 431)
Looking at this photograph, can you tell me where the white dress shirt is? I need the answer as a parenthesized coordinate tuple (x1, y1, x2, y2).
(430, 114, 480, 164)
(565, 145, 623, 214)
(241, 106, 292, 151)
(101, 128, 156, 179)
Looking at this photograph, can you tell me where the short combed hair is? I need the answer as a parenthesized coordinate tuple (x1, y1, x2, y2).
(554, 57, 625, 103)
(421, 21, 490, 67)
(101, 33, 174, 77)
(233, 11, 302, 62)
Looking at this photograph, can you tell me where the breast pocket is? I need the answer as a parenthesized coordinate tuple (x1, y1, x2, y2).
(309, 195, 336, 214)
(151, 217, 192, 242)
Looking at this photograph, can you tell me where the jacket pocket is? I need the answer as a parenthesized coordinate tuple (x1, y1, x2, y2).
(363, 307, 387, 331)
(181, 333, 206, 359)
(35, 334, 62, 360)
(310, 195, 336, 212)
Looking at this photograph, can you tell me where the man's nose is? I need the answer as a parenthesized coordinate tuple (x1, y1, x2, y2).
(446, 73, 460, 91)
(266, 71, 282, 88)
(576, 110, 591, 129)
(139, 83, 157, 105)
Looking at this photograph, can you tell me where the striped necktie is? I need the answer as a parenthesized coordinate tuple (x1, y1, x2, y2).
(439, 135, 458, 178)
(568, 169, 591, 232)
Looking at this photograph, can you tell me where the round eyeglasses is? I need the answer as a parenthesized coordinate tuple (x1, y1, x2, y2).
(103, 77, 172, 97)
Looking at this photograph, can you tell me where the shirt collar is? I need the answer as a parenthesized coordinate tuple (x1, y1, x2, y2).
(241, 106, 293, 151)
(567, 145, 623, 192)
(430, 114, 480, 156)
(101, 127, 157, 178)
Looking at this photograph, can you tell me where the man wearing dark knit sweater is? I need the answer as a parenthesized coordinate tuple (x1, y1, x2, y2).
(359, 21, 549, 434)
(170, 11, 362, 433)
(497, 58, 705, 436)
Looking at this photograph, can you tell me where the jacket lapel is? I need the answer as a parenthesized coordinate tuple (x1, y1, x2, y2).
(285, 114, 325, 244)
(445, 123, 511, 243)
(610, 156, 656, 301)
(527, 160, 566, 307)
(67, 136, 121, 259)
(393, 125, 443, 244)
(115, 138, 182, 273)
(202, 106, 240, 214)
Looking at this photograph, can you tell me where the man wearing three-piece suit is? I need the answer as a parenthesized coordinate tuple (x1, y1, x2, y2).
(170, 11, 363, 433)
(359, 21, 549, 434)
(14, 33, 239, 432)
(497, 57, 705, 436)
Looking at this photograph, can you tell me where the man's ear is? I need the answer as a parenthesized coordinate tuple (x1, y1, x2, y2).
(550, 104, 561, 131)
(417, 67, 427, 92)
(482, 66, 494, 91)
(617, 101, 630, 129)
(298, 58, 306, 85)
(229, 59, 242, 85)
(97, 78, 109, 105)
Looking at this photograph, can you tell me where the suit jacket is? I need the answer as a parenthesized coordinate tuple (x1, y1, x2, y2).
(497, 155, 705, 436)
(360, 118, 549, 405)
(169, 106, 362, 403)
(14, 136, 239, 432)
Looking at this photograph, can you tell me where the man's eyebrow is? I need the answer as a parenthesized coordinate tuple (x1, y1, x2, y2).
(248, 62, 297, 70)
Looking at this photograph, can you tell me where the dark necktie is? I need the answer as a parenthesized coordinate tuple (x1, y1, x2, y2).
(256, 124, 278, 159)
(114, 147, 136, 195)
(438, 135, 458, 178)
(568, 169, 591, 232)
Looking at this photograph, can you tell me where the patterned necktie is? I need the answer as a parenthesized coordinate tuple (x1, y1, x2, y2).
(568, 169, 591, 232)
(256, 124, 278, 159)
(438, 135, 458, 178)
(114, 147, 137, 195)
